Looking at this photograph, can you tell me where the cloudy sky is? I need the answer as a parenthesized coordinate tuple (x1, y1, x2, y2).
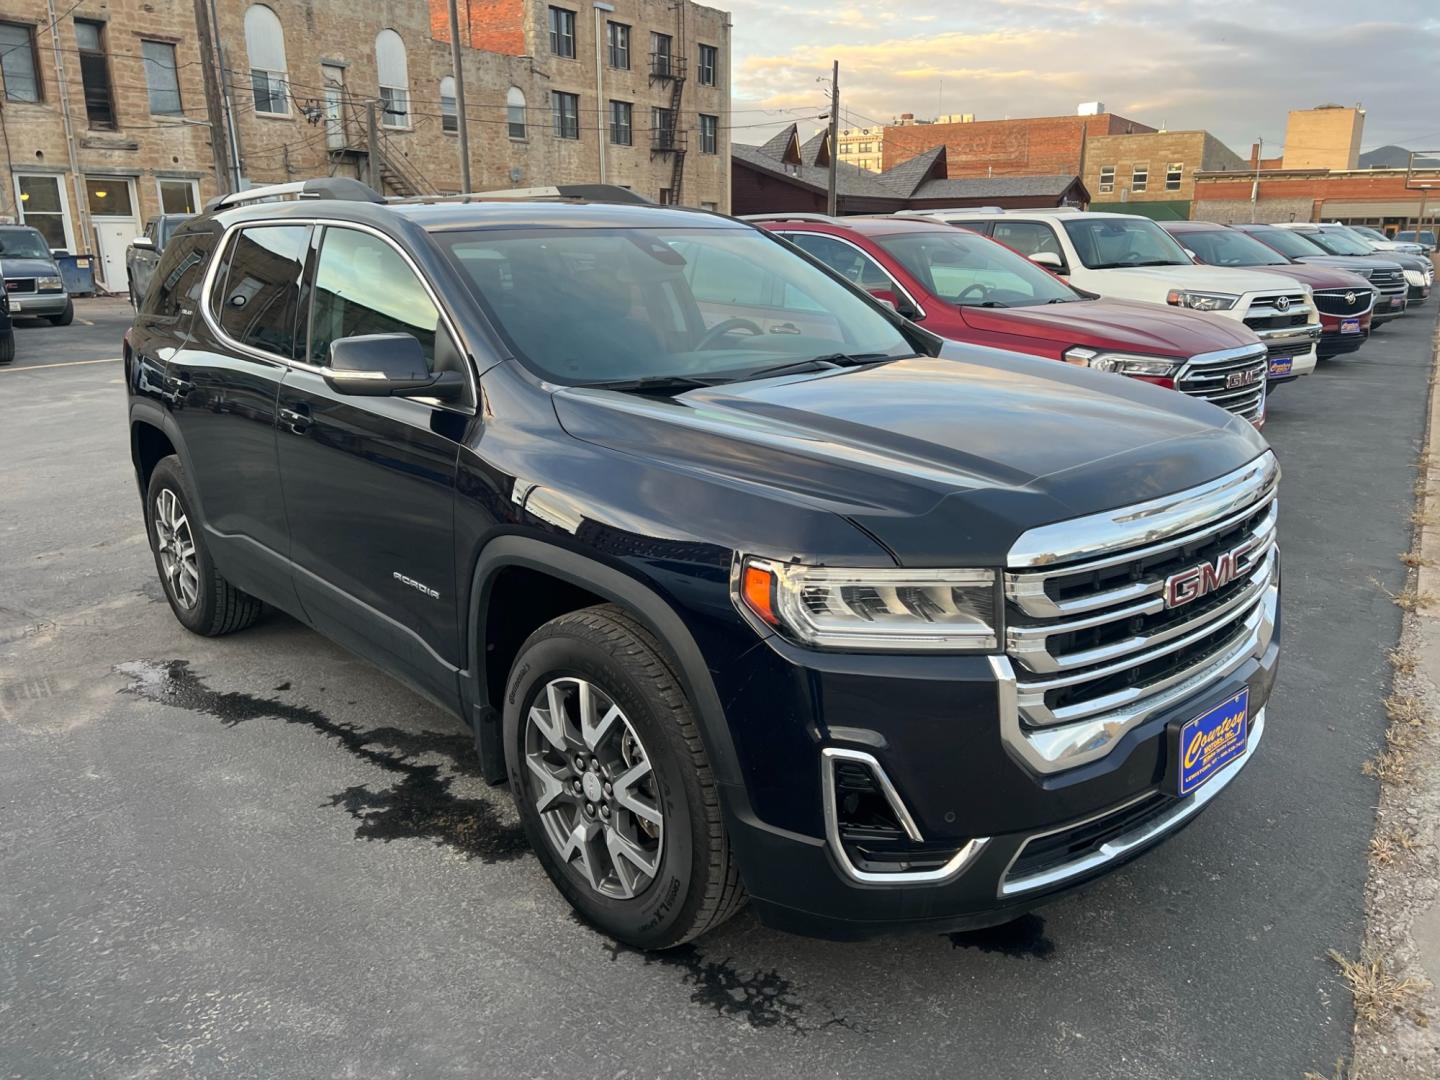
(725, 0, 1440, 157)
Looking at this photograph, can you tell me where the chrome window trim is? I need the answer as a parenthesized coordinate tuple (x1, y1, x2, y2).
(998, 707, 1266, 897)
(820, 747, 989, 885)
(1006, 451, 1279, 569)
(1177, 343, 1268, 373)
(773, 229, 928, 321)
(198, 216, 477, 416)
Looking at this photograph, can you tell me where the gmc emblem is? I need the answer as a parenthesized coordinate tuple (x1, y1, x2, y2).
(1225, 369, 1260, 389)
(1163, 538, 1259, 609)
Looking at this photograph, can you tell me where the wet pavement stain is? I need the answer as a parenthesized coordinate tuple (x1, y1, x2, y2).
(116, 659, 529, 862)
(600, 934, 858, 1035)
(946, 913, 1056, 960)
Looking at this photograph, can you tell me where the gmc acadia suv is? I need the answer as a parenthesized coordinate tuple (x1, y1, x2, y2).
(125, 179, 1281, 948)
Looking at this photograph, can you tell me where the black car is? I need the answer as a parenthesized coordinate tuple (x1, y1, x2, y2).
(126, 213, 193, 309)
(0, 286, 12, 364)
(125, 179, 1281, 948)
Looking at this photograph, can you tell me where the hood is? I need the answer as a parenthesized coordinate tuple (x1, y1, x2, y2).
(1387, 251, 1434, 273)
(1295, 254, 1405, 277)
(0, 256, 61, 278)
(1241, 262, 1374, 291)
(958, 296, 1259, 357)
(552, 347, 1268, 565)
(1088, 263, 1309, 297)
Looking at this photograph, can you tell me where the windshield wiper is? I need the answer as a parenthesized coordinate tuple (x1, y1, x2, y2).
(740, 353, 897, 381)
(584, 374, 715, 395)
(810, 351, 901, 367)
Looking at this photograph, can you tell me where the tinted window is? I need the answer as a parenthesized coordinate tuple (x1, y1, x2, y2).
(308, 227, 439, 367)
(1245, 226, 1325, 259)
(991, 221, 1064, 263)
(1061, 217, 1191, 269)
(875, 230, 1078, 307)
(784, 233, 894, 290)
(143, 232, 211, 319)
(212, 224, 310, 358)
(1305, 228, 1374, 257)
(1177, 229, 1290, 267)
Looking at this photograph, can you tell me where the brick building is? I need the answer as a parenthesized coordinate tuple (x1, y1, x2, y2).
(882, 110, 1153, 178)
(1191, 167, 1440, 231)
(0, 0, 731, 292)
(1083, 130, 1245, 220)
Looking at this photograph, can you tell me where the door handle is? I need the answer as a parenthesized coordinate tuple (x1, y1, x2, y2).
(769, 322, 801, 335)
(278, 405, 312, 435)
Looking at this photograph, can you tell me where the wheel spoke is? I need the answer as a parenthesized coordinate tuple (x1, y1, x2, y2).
(612, 759, 661, 828)
(526, 755, 570, 814)
(605, 827, 659, 896)
(529, 702, 568, 754)
(582, 702, 624, 753)
(558, 820, 605, 892)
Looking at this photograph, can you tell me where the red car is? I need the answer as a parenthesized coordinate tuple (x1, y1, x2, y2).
(1162, 220, 1376, 357)
(750, 214, 1269, 426)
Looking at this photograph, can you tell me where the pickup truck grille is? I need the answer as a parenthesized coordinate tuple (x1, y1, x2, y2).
(1175, 348, 1266, 423)
(1368, 268, 1406, 292)
(1001, 454, 1279, 774)
(1312, 287, 1376, 317)
(1242, 292, 1311, 332)
(4, 278, 36, 295)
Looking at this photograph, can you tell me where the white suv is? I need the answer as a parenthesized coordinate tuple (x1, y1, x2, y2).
(905, 209, 1320, 381)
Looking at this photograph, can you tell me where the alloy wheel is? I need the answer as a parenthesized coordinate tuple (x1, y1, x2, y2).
(154, 487, 199, 610)
(524, 677, 664, 900)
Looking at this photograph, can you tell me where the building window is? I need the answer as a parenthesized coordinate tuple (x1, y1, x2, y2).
(549, 7, 576, 59)
(652, 106, 675, 150)
(607, 22, 630, 69)
(375, 29, 410, 128)
(651, 32, 672, 77)
(659, 188, 673, 205)
(507, 87, 526, 139)
(1098, 165, 1115, 194)
(74, 19, 116, 129)
(141, 40, 182, 116)
(85, 176, 134, 218)
(1131, 163, 1148, 193)
(1165, 162, 1183, 191)
(700, 201, 718, 211)
(440, 75, 457, 133)
(552, 91, 579, 139)
(244, 5, 289, 115)
(699, 113, 717, 155)
(14, 174, 72, 251)
(609, 100, 632, 146)
(697, 43, 717, 86)
(0, 22, 42, 102)
(158, 178, 199, 214)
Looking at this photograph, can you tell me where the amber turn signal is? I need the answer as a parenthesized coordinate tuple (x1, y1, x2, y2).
(741, 562, 779, 625)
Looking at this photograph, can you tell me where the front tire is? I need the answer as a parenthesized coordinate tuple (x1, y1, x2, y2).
(47, 299, 74, 326)
(145, 456, 262, 636)
(504, 605, 745, 949)
(0, 330, 13, 365)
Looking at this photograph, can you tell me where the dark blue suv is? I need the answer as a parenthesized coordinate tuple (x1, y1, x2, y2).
(125, 179, 1281, 948)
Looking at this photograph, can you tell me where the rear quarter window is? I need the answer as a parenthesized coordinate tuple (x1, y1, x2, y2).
(139, 231, 215, 323)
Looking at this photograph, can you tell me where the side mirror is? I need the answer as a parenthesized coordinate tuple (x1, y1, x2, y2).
(868, 287, 920, 320)
(131, 236, 155, 250)
(1028, 251, 1064, 272)
(325, 333, 465, 402)
(1183, 248, 1198, 260)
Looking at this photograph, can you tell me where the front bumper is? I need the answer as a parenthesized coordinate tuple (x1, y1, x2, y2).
(1317, 312, 1371, 356)
(6, 291, 68, 317)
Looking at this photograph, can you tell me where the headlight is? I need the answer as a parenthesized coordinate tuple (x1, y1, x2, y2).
(37, 275, 63, 291)
(735, 556, 999, 651)
(1062, 346, 1180, 378)
(1405, 269, 1426, 286)
(1166, 289, 1239, 312)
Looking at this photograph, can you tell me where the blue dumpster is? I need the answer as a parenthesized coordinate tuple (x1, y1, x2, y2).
(53, 253, 97, 297)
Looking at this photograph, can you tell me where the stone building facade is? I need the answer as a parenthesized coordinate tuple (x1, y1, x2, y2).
(0, 0, 731, 292)
(836, 125, 882, 173)
(1083, 130, 1244, 220)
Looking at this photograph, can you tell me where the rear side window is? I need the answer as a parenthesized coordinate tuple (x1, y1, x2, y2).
(783, 233, 894, 290)
(307, 227, 440, 367)
(141, 231, 212, 320)
(210, 224, 311, 359)
(991, 221, 1064, 262)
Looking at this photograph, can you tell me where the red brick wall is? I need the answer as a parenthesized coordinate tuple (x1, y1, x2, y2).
(428, 0, 526, 56)
(883, 113, 1153, 177)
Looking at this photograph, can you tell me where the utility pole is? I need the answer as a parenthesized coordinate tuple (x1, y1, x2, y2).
(193, 0, 233, 193)
(446, 0, 472, 192)
(366, 101, 383, 190)
(826, 60, 839, 217)
(1250, 136, 1263, 223)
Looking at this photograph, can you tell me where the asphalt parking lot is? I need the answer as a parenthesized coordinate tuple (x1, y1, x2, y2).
(1, 299, 1434, 1079)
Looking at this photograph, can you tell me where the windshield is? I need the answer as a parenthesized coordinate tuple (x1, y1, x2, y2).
(1061, 217, 1192, 270)
(875, 229, 1078, 307)
(437, 227, 914, 387)
(1349, 225, 1388, 242)
(1306, 228, 1376, 257)
(1245, 227, 1325, 259)
(1397, 231, 1434, 244)
(1179, 229, 1290, 267)
(0, 229, 54, 260)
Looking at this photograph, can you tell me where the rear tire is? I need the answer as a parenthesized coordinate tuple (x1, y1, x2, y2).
(504, 604, 745, 949)
(47, 299, 74, 327)
(0, 330, 13, 365)
(145, 455, 262, 636)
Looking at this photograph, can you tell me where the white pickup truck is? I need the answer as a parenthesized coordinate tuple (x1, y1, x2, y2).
(904, 209, 1321, 382)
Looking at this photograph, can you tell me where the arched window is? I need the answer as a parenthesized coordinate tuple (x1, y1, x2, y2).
(244, 5, 289, 115)
(375, 29, 409, 129)
(439, 75, 457, 133)
(506, 87, 526, 140)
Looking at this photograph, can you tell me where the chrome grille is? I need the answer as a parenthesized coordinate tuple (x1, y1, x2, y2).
(1175, 347, 1266, 422)
(1312, 288, 1375, 317)
(1001, 454, 1279, 774)
(1242, 292, 1310, 332)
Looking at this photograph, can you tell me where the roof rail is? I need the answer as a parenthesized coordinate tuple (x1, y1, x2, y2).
(391, 183, 653, 206)
(206, 177, 384, 212)
(740, 212, 839, 224)
(893, 206, 1005, 217)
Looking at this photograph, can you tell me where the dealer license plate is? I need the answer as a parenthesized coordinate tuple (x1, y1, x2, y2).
(1174, 688, 1249, 796)
(1267, 357, 1292, 378)
(1341, 318, 1361, 334)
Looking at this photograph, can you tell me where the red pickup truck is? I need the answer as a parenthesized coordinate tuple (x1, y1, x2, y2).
(751, 214, 1271, 427)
